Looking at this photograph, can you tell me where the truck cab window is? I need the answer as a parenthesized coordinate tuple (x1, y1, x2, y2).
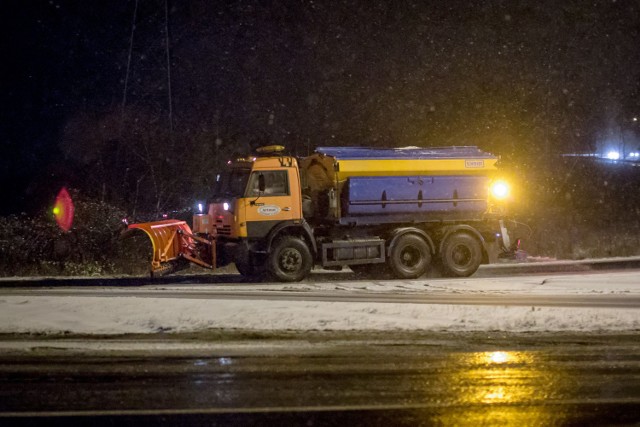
(246, 170, 289, 196)
(212, 169, 251, 198)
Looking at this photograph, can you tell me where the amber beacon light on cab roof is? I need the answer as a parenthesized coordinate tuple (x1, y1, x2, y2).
(126, 145, 519, 282)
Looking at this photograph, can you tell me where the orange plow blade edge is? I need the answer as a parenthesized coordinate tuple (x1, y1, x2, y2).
(125, 219, 215, 275)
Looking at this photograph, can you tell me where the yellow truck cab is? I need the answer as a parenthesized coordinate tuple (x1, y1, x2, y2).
(200, 147, 316, 280)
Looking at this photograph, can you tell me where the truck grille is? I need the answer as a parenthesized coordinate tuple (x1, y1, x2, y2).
(216, 224, 231, 236)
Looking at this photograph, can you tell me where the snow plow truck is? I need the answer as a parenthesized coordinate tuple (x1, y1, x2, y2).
(126, 145, 517, 281)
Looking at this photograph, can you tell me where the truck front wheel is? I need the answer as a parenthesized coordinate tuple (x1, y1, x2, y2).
(235, 252, 266, 279)
(268, 236, 313, 282)
(440, 232, 482, 277)
(388, 234, 431, 279)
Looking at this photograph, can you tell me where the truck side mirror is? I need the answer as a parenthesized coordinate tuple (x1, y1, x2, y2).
(250, 174, 266, 206)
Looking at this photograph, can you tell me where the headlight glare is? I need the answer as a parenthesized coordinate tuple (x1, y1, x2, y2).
(490, 180, 510, 200)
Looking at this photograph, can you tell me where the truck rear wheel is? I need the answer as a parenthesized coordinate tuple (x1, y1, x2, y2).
(440, 232, 482, 277)
(268, 236, 313, 282)
(388, 234, 431, 279)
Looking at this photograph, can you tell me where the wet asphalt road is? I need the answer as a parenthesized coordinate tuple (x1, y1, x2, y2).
(1, 332, 639, 426)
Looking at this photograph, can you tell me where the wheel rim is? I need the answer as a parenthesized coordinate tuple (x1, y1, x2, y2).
(279, 248, 302, 272)
(399, 245, 421, 269)
(451, 243, 472, 268)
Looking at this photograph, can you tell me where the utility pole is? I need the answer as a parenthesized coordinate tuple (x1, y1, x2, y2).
(120, 0, 174, 139)
(119, 0, 175, 215)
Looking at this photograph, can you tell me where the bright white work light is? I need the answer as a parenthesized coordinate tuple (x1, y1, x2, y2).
(606, 151, 620, 160)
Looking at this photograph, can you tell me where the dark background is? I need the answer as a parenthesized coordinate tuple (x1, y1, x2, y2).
(2, 0, 639, 217)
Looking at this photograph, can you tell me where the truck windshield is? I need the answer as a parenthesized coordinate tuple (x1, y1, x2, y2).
(211, 168, 251, 198)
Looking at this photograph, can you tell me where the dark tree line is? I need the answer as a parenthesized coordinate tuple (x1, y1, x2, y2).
(2, 0, 640, 217)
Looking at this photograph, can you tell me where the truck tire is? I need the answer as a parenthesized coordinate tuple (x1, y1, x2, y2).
(440, 232, 482, 277)
(268, 236, 313, 282)
(234, 252, 266, 279)
(388, 234, 431, 279)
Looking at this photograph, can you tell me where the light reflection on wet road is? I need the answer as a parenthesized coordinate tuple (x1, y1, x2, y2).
(1, 332, 639, 425)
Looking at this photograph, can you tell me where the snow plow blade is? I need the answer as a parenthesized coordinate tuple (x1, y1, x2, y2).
(124, 219, 215, 276)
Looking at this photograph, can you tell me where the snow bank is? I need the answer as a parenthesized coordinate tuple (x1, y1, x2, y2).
(1, 271, 638, 335)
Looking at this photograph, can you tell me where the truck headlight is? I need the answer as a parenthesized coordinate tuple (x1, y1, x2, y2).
(490, 180, 510, 200)
(223, 202, 230, 211)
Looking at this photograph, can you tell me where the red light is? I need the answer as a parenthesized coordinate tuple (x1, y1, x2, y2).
(53, 187, 74, 231)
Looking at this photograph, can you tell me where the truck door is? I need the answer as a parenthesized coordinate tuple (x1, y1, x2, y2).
(242, 169, 296, 239)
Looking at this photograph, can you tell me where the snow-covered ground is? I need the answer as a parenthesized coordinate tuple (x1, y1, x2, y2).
(0, 271, 639, 335)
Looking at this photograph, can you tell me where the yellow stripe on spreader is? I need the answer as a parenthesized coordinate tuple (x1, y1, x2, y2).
(336, 158, 498, 179)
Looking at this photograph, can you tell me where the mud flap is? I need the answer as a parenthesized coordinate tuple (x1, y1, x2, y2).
(499, 219, 511, 250)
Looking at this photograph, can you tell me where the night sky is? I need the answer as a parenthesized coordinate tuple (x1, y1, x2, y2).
(2, 0, 639, 215)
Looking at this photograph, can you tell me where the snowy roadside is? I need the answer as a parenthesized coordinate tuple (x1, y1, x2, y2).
(0, 271, 639, 335)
